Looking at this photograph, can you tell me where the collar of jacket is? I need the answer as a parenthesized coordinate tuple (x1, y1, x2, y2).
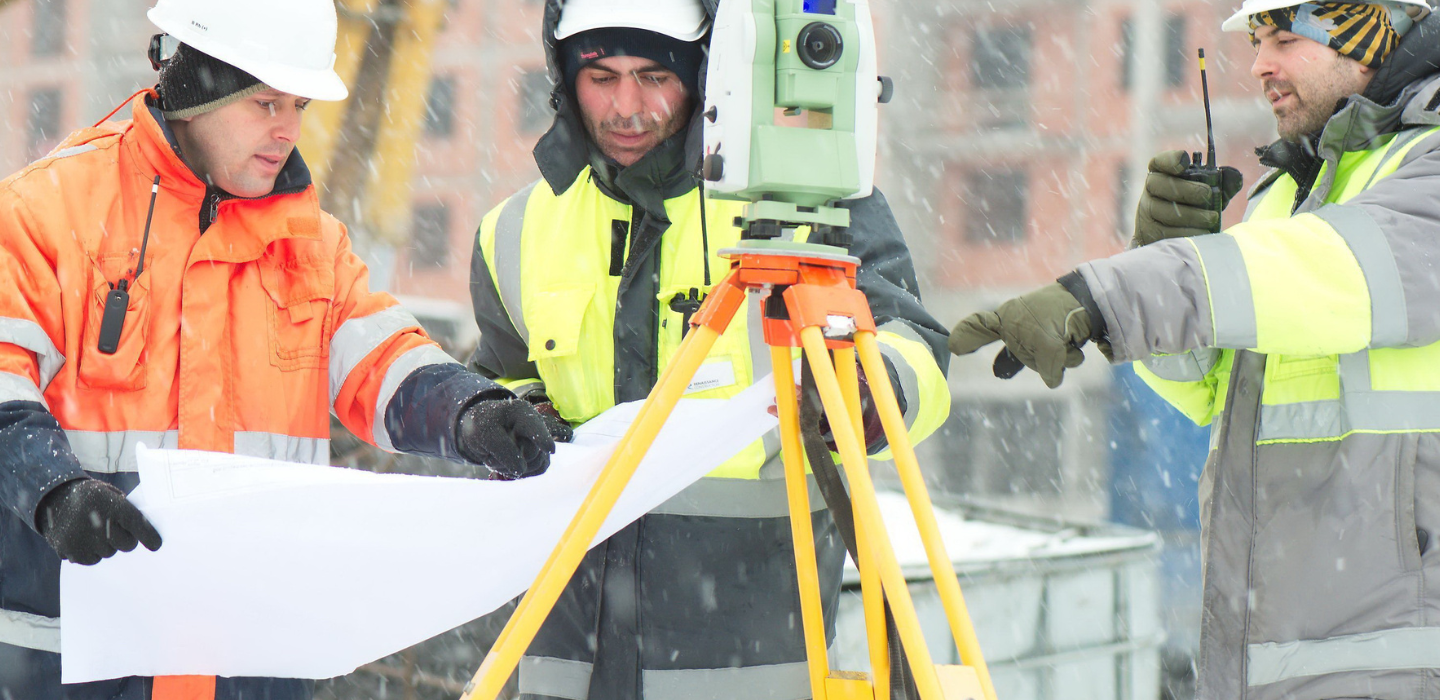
(1254, 12, 1440, 182)
(533, 0, 711, 219)
(585, 122, 698, 216)
(121, 92, 324, 258)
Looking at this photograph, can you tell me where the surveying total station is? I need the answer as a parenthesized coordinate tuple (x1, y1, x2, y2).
(460, 1, 996, 698)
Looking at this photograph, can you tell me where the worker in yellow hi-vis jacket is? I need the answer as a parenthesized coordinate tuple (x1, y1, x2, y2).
(466, 1, 952, 698)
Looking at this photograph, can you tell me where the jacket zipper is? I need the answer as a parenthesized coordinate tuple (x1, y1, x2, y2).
(198, 181, 310, 234)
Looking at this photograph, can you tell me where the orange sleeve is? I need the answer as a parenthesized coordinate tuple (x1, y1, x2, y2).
(326, 222, 459, 448)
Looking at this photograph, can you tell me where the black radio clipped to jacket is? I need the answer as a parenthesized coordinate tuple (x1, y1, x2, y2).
(98, 175, 160, 355)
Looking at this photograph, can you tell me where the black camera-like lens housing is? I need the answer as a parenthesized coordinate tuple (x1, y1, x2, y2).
(797, 22, 843, 70)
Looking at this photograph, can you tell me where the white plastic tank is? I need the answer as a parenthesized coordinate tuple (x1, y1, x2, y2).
(833, 492, 1164, 700)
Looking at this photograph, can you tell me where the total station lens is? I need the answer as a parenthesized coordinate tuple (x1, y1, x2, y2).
(797, 22, 843, 70)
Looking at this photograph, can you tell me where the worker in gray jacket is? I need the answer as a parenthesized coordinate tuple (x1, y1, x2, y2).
(950, 2, 1440, 699)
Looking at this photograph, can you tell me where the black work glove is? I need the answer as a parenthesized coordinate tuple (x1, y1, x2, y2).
(813, 371, 887, 453)
(516, 390, 574, 444)
(1133, 150, 1244, 248)
(456, 397, 557, 480)
(37, 478, 162, 566)
(948, 282, 1104, 389)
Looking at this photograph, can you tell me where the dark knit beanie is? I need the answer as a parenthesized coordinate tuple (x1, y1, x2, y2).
(561, 27, 705, 98)
(157, 42, 266, 119)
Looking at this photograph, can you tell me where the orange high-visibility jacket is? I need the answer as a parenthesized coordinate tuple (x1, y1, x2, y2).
(0, 94, 500, 699)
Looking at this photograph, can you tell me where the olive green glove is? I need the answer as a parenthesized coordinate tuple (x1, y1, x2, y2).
(1132, 151, 1244, 248)
(948, 283, 1097, 389)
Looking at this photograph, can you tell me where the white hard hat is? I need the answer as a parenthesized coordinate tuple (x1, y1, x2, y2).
(1222, 0, 1432, 33)
(147, 0, 348, 101)
(555, 0, 711, 42)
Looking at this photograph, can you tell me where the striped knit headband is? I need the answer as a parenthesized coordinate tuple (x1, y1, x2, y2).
(1250, 3, 1400, 67)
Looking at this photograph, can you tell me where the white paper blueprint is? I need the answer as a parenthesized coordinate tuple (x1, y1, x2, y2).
(60, 377, 779, 683)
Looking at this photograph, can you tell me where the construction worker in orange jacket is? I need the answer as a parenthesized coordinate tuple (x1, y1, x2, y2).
(0, 1, 558, 699)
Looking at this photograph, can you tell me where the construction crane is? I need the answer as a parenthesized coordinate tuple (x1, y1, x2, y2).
(302, 0, 447, 251)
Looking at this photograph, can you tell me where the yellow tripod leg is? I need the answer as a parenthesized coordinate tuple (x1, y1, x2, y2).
(460, 326, 723, 700)
(771, 346, 831, 700)
(854, 332, 997, 700)
(799, 328, 949, 700)
(833, 347, 891, 700)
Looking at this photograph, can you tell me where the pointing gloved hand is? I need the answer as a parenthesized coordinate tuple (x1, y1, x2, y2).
(948, 282, 1108, 389)
(37, 477, 163, 566)
(1133, 150, 1244, 248)
(456, 397, 557, 480)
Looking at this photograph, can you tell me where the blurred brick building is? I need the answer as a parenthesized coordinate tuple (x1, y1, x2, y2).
(0, 0, 1280, 518)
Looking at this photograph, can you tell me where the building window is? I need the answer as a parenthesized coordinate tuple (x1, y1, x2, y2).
(965, 168, 1029, 245)
(1121, 12, 1189, 90)
(423, 76, 456, 138)
(1165, 14, 1189, 88)
(969, 25, 1032, 128)
(971, 26, 1032, 89)
(410, 202, 451, 269)
(517, 70, 554, 134)
(31, 0, 66, 57)
(26, 89, 62, 162)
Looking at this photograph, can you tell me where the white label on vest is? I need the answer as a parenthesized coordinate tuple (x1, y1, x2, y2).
(686, 359, 737, 395)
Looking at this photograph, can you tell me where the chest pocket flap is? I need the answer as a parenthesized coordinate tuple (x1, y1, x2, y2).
(527, 285, 594, 360)
(259, 254, 335, 370)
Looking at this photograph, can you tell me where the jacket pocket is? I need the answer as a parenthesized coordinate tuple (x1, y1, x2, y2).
(259, 257, 334, 371)
(1397, 433, 1422, 572)
(78, 264, 149, 391)
(526, 285, 597, 420)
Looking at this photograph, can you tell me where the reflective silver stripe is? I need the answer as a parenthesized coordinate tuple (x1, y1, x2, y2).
(519, 656, 592, 700)
(1258, 401, 1344, 442)
(372, 345, 460, 452)
(329, 305, 425, 405)
(0, 371, 46, 406)
(1313, 205, 1408, 348)
(1339, 351, 1371, 391)
(234, 432, 330, 465)
(494, 181, 539, 345)
(650, 474, 825, 518)
(46, 144, 97, 161)
(0, 317, 64, 389)
(875, 321, 924, 430)
(66, 430, 178, 474)
(642, 659, 811, 700)
(1347, 392, 1440, 432)
(1361, 126, 1431, 190)
(1190, 234, 1257, 349)
(0, 607, 59, 653)
(1258, 352, 1440, 440)
(1260, 396, 1440, 440)
(1248, 626, 1440, 686)
(1142, 350, 1218, 383)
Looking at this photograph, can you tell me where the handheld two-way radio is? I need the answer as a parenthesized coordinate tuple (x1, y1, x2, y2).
(1180, 48, 1227, 233)
(98, 176, 160, 355)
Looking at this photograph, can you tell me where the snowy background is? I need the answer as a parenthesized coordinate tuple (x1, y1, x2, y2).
(0, 0, 1282, 698)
